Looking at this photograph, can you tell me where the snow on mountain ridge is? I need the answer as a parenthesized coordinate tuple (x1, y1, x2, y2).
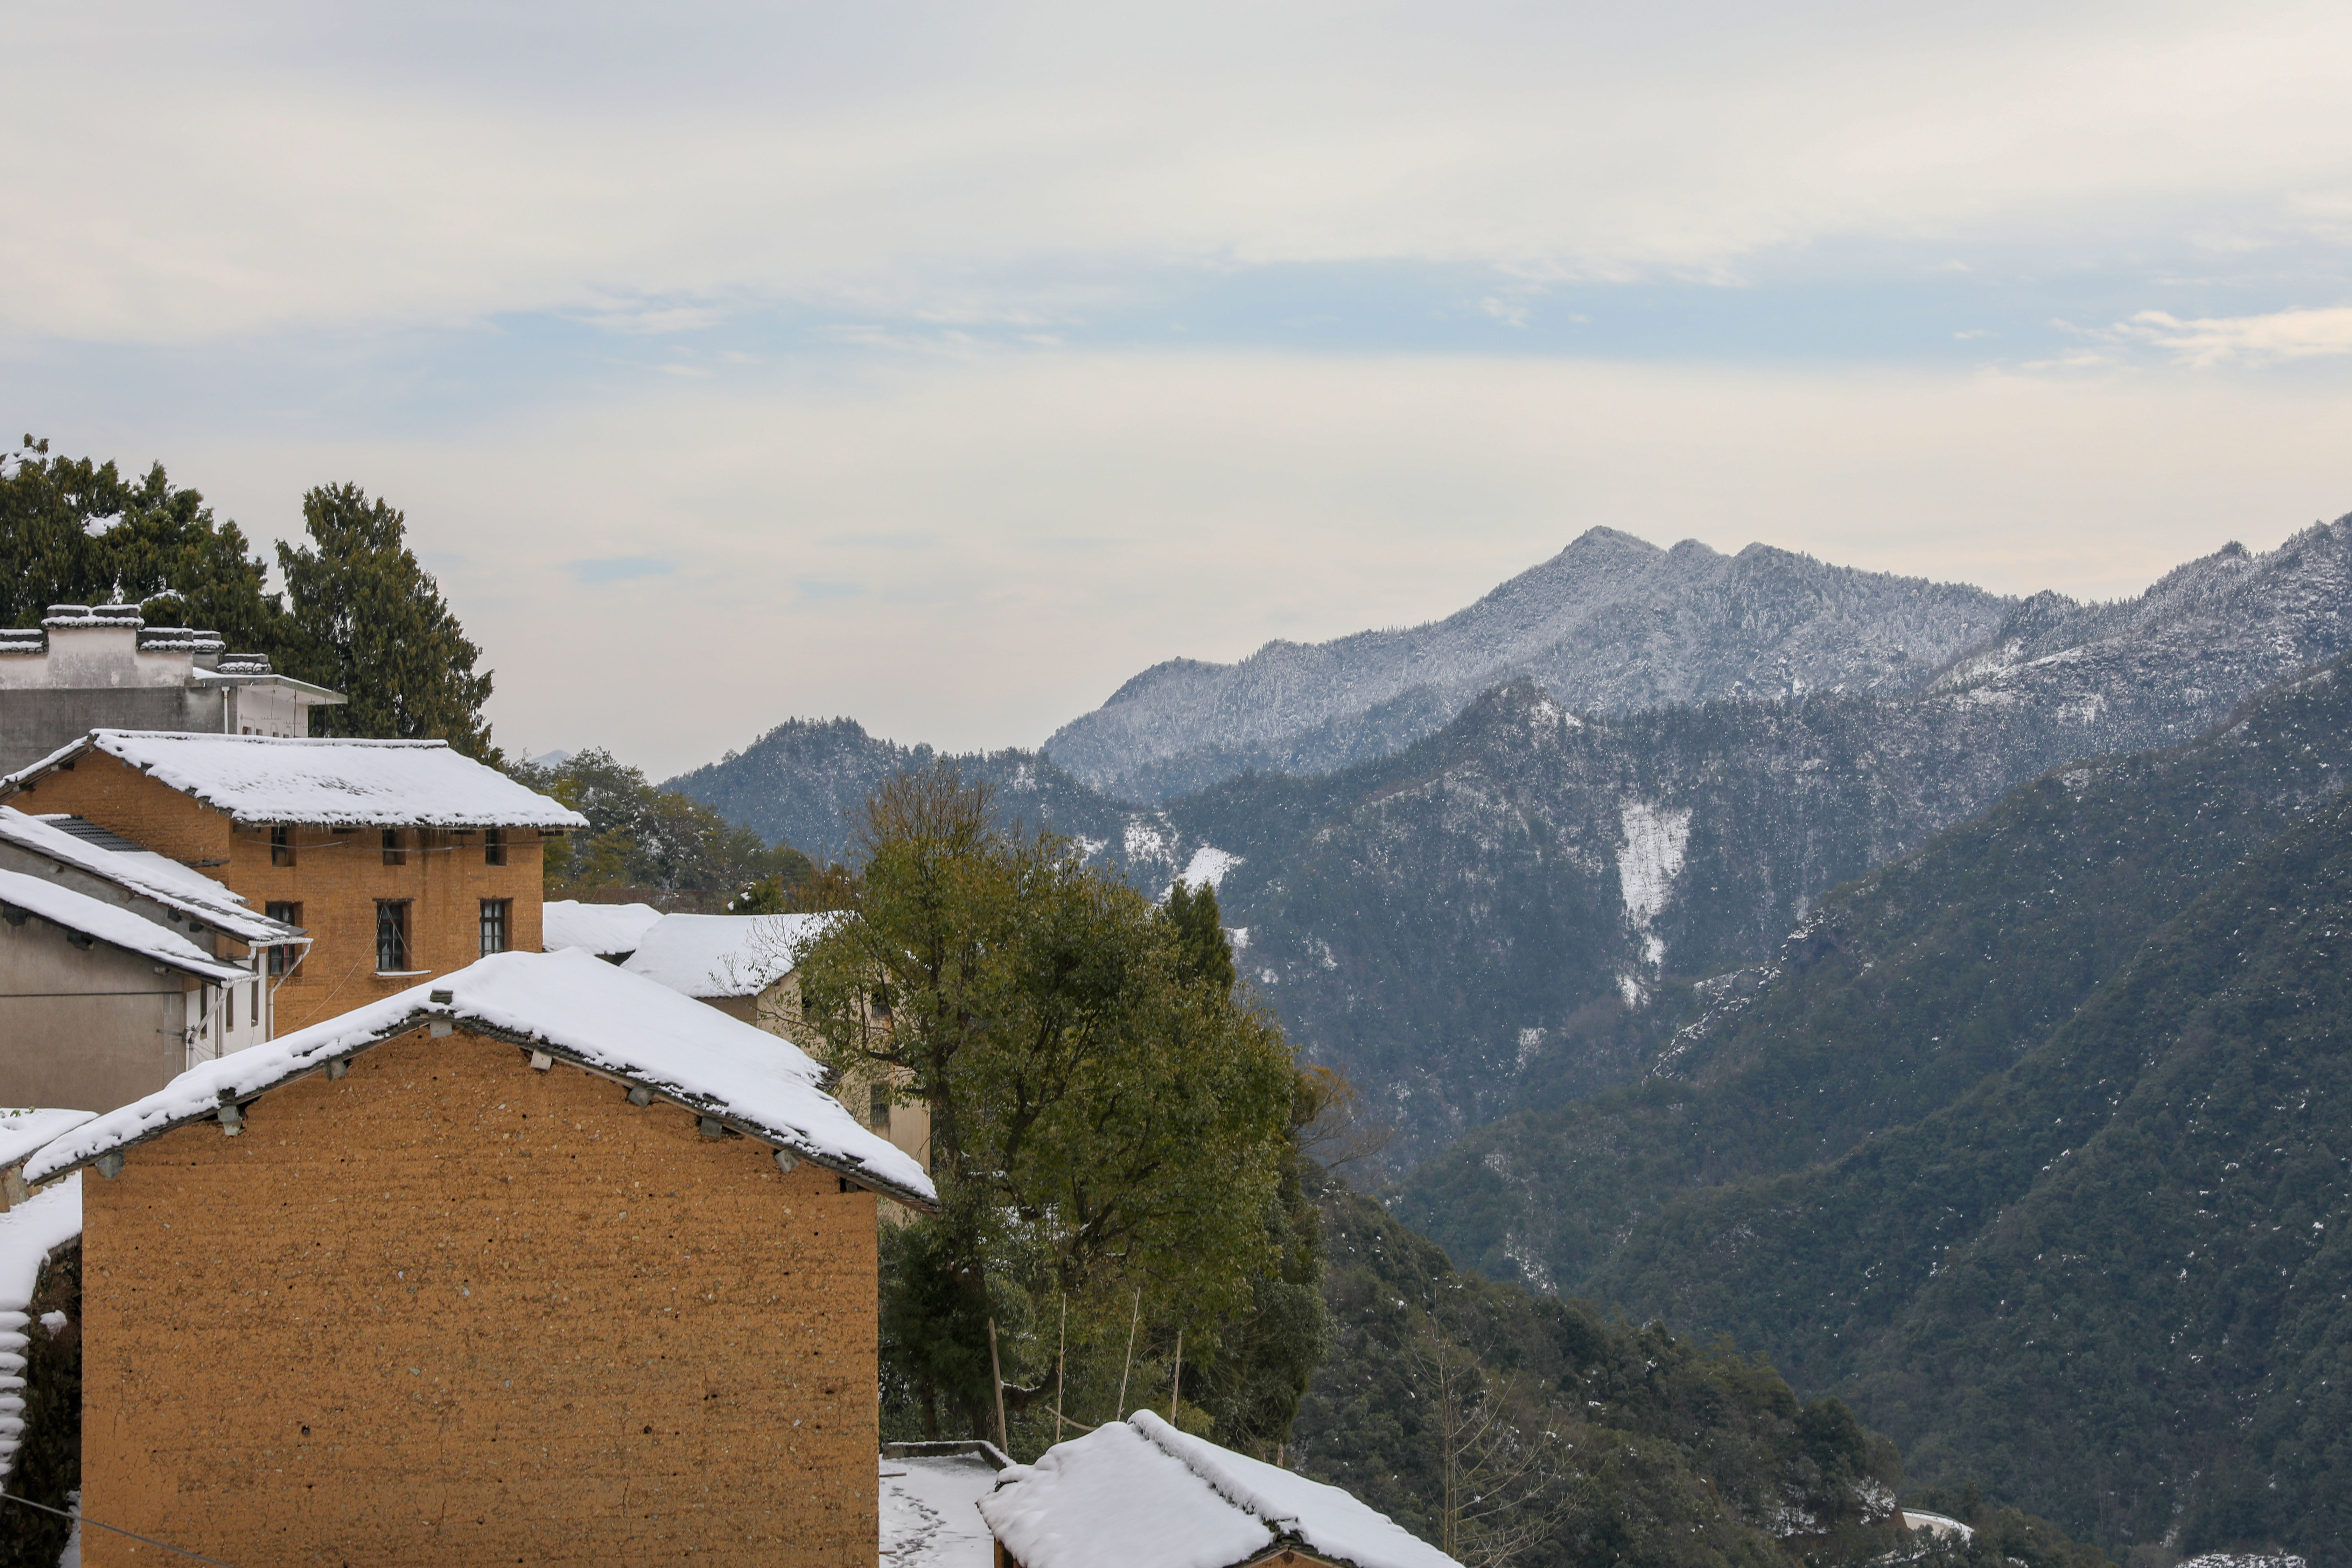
(1045, 527, 2013, 802)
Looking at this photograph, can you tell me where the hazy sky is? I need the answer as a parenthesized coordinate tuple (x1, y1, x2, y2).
(9, 1, 2352, 777)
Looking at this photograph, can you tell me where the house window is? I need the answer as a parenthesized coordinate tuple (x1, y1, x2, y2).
(382, 828, 406, 866)
(375, 900, 411, 973)
(484, 827, 506, 867)
(225, 983, 235, 1031)
(271, 825, 294, 867)
(479, 898, 511, 957)
(251, 979, 261, 1026)
(869, 1083, 891, 1132)
(266, 903, 301, 976)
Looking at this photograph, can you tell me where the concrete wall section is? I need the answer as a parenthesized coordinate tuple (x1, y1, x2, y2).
(0, 687, 216, 776)
(0, 916, 186, 1111)
(80, 1027, 881, 1568)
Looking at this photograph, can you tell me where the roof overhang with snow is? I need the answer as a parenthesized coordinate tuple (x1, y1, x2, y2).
(621, 912, 835, 999)
(978, 1412, 1462, 1568)
(22, 948, 938, 1211)
(0, 866, 251, 983)
(0, 730, 591, 831)
(0, 806, 303, 946)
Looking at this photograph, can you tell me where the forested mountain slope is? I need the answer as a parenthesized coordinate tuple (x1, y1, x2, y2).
(1048, 527, 2011, 802)
(1394, 660, 2352, 1563)
(1293, 1170, 2112, 1568)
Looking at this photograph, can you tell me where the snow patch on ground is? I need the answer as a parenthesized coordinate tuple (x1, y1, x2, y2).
(1516, 1027, 1546, 1070)
(1174, 845, 1240, 890)
(1616, 800, 1691, 974)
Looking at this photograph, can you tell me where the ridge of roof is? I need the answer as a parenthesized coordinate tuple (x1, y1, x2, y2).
(0, 867, 252, 982)
(21, 949, 938, 1211)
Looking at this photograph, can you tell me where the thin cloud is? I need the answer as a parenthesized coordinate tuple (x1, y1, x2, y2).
(565, 556, 675, 584)
(2111, 306, 2352, 366)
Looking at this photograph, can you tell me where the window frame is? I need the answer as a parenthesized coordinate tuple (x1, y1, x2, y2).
(479, 897, 511, 957)
(265, 902, 302, 977)
(374, 899, 412, 974)
(382, 828, 406, 866)
(484, 827, 506, 867)
(270, 825, 294, 867)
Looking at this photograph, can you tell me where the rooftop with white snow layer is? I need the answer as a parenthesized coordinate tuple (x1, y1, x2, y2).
(22, 948, 936, 1210)
(1, 730, 590, 830)
(621, 911, 834, 999)
(978, 1410, 1461, 1568)
(0, 804, 302, 945)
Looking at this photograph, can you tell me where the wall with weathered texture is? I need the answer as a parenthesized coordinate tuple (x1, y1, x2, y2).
(80, 1027, 880, 1568)
(0, 916, 185, 1111)
(12, 752, 547, 1035)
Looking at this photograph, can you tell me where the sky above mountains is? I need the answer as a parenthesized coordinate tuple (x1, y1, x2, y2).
(9, 0, 2352, 775)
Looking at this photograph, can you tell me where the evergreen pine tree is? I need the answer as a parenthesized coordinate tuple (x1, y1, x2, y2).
(1163, 878, 1238, 994)
(277, 483, 496, 759)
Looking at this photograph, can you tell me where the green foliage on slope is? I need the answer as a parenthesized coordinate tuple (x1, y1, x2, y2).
(1295, 1169, 2108, 1568)
(512, 747, 818, 909)
(1393, 659, 2352, 1562)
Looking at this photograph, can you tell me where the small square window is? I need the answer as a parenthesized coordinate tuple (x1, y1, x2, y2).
(270, 825, 294, 867)
(484, 827, 506, 867)
(382, 828, 406, 866)
(479, 898, 511, 957)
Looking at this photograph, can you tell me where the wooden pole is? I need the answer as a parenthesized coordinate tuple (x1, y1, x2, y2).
(1116, 1288, 1141, 1419)
(988, 1318, 1010, 1457)
(1055, 1294, 1068, 1436)
(1169, 1328, 1184, 1423)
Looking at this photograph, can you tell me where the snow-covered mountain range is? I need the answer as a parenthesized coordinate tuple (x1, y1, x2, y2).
(1043, 528, 2013, 803)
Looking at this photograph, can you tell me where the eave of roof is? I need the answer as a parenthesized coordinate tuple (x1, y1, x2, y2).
(0, 807, 303, 944)
(24, 954, 939, 1211)
(0, 867, 250, 983)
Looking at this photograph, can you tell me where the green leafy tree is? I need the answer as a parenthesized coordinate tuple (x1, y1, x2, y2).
(276, 483, 495, 758)
(796, 764, 1299, 1445)
(0, 436, 280, 649)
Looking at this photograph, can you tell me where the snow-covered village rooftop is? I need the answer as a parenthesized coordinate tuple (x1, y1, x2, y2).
(0, 865, 252, 982)
(1, 730, 591, 830)
(0, 804, 300, 944)
(23, 948, 937, 1209)
(542, 898, 665, 958)
(978, 1411, 1463, 1568)
(621, 911, 834, 999)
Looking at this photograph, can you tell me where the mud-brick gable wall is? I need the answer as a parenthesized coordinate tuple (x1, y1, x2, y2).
(12, 752, 547, 1035)
(79, 1028, 880, 1568)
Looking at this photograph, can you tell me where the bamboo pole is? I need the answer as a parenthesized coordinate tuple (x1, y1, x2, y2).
(1116, 1288, 1141, 1419)
(988, 1318, 1010, 1456)
(1169, 1328, 1183, 1423)
(1055, 1294, 1068, 1436)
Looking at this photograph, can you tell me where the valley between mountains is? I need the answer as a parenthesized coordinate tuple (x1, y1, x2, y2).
(661, 512, 2352, 1564)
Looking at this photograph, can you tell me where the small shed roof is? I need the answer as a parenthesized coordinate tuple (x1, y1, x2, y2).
(1, 730, 590, 831)
(978, 1412, 1461, 1568)
(543, 898, 665, 958)
(0, 867, 251, 982)
(22, 948, 938, 1210)
(0, 806, 302, 945)
(621, 912, 833, 999)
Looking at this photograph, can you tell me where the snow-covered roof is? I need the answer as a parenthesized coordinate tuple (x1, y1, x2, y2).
(883, 1451, 1002, 1568)
(0, 1108, 96, 1174)
(1, 730, 590, 831)
(621, 912, 834, 998)
(0, 806, 301, 945)
(0, 1174, 81, 1486)
(978, 1412, 1461, 1568)
(544, 899, 665, 957)
(0, 867, 251, 982)
(22, 948, 937, 1210)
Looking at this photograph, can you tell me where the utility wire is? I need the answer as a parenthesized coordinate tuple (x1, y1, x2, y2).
(0, 1488, 241, 1567)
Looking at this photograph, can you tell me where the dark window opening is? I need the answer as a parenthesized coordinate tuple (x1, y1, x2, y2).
(484, 827, 506, 867)
(266, 902, 301, 976)
(375, 900, 411, 973)
(271, 825, 294, 867)
(479, 898, 511, 957)
(382, 828, 406, 866)
(868, 1084, 891, 1132)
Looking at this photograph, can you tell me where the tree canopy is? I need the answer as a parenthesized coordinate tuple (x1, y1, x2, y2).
(794, 765, 1310, 1450)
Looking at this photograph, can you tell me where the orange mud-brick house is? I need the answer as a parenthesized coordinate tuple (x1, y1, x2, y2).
(22, 946, 939, 1568)
(977, 1411, 1463, 1568)
(0, 729, 588, 1035)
